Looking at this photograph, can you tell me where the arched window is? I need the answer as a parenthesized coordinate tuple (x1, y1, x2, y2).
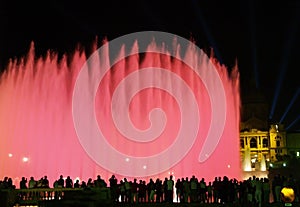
(240, 139, 245, 148)
(250, 137, 257, 148)
(276, 140, 280, 147)
(262, 138, 268, 148)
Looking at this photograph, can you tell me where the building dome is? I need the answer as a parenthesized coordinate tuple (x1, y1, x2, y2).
(240, 77, 269, 131)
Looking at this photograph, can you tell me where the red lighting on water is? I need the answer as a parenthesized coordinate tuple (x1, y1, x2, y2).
(0, 32, 241, 185)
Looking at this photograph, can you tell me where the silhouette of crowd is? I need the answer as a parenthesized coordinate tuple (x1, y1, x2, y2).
(1, 173, 299, 206)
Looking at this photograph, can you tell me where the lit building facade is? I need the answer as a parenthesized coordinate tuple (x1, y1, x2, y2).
(240, 124, 288, 172)
(240, 80, 299, 175)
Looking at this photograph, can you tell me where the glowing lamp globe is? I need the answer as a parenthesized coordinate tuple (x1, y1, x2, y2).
(281, 187, 295, 203)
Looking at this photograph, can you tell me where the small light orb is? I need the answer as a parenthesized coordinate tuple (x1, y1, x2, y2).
(281, 187, 295, 203)
(22, 157, 29, 162)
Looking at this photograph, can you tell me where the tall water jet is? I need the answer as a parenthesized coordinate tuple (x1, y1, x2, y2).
(0, 32, 241, 184)
(243, 147, 252, 172)
(260, 154, 266, 171)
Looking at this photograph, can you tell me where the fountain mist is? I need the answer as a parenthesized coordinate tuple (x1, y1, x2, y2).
(0, 33, 240, 185)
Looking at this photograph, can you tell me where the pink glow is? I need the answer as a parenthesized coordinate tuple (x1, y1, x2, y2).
(0, 32, 241, 186)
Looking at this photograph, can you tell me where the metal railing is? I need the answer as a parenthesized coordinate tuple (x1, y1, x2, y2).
(0, 187, 111, 207)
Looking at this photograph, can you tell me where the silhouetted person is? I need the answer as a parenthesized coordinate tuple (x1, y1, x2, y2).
(19, 177, 28, 199)
(207, 181, 213, 203)
(7, 177, 15, 189)
(138, 180, 147, 203)
(29, 177, 36, 188)
(65, 176, 73, 188)
(213, 176, 221, 203)
(166, 175, 174, 203)
(28, 177, 37, 199)
(124, 178, 131, 202)
(155, 178, 163, 203)
(131, 178, 138, 203)
(56, 175, 65, 199)
(87, 178, 94, 188)
(183, 177, 190, 203)
(175, 178, 182, 203)
(74, 180, 80, 188)
(37, 177, 43, 188)
(119, 180, 126, 202)
(109, 175, 118, 202)
(81, 181, 87, 189)
(190, 175, 198, 203)
(95, 175, 107, 188)
(199, 177, 207, 203)
(42, 175, 49, 188)
(20, 177, 27, 189)
(57, 175, 64, 188)
(147, 178, 155, 202)
(163, 177, 168, 202)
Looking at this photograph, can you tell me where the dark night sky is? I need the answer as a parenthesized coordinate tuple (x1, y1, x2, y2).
(0, 0, 299, 132)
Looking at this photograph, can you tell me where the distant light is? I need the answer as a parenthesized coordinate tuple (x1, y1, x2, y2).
(270, 163, 273, 167)
(283, 163, 287, 167)
(143, 165, 147, 169)
(8, 153, 13, 157)
(227, 164, 231, 168)
(297, 152, 299, 157)
(22, 157, 29, 162)
(125, 158, 130, 162)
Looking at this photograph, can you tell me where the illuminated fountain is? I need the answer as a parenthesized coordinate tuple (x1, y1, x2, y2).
(243, 147, 252, 172)
(0, 32, 240, 185)
(260, 154, 266, 171)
